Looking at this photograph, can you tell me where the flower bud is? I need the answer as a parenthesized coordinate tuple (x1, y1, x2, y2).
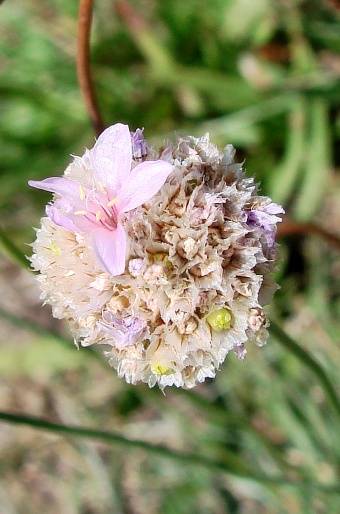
(207, 309, 232, 332)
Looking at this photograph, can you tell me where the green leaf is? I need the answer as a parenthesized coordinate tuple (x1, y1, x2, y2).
(270, 320, 340, 420)
(293, 98, 330, 221)
(268, 96, 306, 204)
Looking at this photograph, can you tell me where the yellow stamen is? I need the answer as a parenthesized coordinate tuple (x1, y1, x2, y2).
(49, 240, 61, 256)
(79, 184, 86, 200)
(74, 210, 87, 215)
(107, 198, 119, 207)
(207, 309, 232, 332)
(151, 363, 172, 375)
(96, 210, 102, 221)
(97, 181, 107, 194)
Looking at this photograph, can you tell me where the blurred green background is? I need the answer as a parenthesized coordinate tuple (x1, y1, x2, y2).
(0, 0, 339, 513)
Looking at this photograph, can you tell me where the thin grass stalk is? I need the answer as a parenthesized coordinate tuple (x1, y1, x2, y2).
(270, 320, 340, 419)
(1, 410, 339, 493)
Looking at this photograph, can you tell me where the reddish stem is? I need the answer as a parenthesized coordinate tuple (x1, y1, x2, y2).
(277, 219, 340, 250)
(77, 0, 105, 137)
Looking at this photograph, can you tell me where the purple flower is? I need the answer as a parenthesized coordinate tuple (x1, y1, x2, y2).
(247, 201, 284, 247)
(234, 344, 247, 361)
(29, 123, 173, 276)
(130, 128, 148, 159)
(100, 311, 146, 348)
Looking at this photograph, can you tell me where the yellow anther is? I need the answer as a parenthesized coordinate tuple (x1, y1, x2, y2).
(79, 184, 86, 200)
(107, 198, 119, 207)
(95, 210, 102, 221)
(74, 210, 87, 215)
(97, 181, 107, 194)
(151, 363, 172, 375)
(49, 240, 61, 256)
(207, 309, 232, 332)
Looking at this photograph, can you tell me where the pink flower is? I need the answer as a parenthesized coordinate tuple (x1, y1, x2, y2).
(247, 201, 285, 247)
(99, 311, 146, 348)
(29, 123, 173, 276)
(130, 128, 148, 159)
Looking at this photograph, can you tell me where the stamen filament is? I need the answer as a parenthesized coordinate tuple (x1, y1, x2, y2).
(99, 218, 114, 230)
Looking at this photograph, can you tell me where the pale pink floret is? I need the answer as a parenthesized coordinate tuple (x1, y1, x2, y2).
(29, 123, 173, 276)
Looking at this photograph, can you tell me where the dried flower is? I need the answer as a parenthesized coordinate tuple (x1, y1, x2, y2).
(130, 128, 148, 159)
(247, 201, 285, 247)
(30, 125, 284, 389)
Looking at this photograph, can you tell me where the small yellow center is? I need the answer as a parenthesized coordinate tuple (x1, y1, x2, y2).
(151, 363, 172, 375)
(207, 309, 232, 332)
(49, 240, 61, 256)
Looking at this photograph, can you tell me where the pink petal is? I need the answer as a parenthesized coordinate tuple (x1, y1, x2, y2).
(46, 202, 78, 231)
(91, 224, 127, 276)
(28, 177, 81, 203)
(120, 160, 173, 212)
(90, 123, 132, 193)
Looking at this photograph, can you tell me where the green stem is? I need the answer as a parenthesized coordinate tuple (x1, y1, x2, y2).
(0, 226, 29, 270)
(147, 386, 303, 479)
(177, 390, 288, 459)
(270, 320, 340, 419)
(0, 410, 339, 493)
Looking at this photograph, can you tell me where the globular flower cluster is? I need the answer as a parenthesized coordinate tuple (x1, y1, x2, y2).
(29, 123, 284, 389)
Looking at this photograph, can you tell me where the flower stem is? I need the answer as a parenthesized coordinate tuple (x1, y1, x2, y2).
(0, 409, 339, 493)
(270, 320, 340, 419)
(77, 0, 105, 136)
(145, 386, 305, 479)
(277, 219, 340, 250)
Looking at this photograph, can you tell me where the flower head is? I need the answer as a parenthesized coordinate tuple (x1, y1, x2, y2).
(29, 123, 173, 276)
(30, 129, 284, 389)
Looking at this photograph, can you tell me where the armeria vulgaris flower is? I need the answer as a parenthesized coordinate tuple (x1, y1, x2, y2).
(29, 123, 284, 389)
(29, 124, 173, 276)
